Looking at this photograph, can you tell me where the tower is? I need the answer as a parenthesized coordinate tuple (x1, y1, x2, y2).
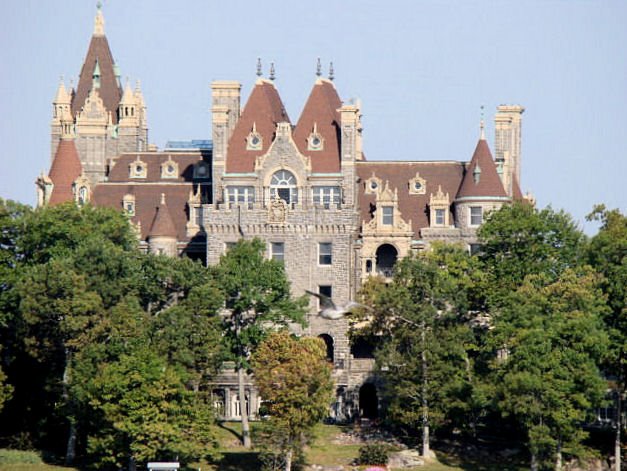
(494, 105, 524, 197)
(50, 3, 148, 186)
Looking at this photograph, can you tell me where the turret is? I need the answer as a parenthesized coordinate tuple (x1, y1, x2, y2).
(147, 194, 178, 257)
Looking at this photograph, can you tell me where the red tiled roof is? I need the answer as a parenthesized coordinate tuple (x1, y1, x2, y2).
(226, 80, 290, 173)
(357, 161, 465, 234)
(108, 152, 204, 182)
(148, 196, 177, 238)
(456, 139, 507, 200)
(293, 79, 342, 173)
(72, 35, 121, 123)
(48, 139, 83, 205)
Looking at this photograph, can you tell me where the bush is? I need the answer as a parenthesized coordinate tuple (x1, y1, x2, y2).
(356, 443, 389, 466)
(0, 448, 43, 464)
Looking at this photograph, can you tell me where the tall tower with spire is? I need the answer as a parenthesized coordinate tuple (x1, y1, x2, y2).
(49, 3, 148, 187)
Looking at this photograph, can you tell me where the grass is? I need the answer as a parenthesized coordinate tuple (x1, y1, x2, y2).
(0, 449, 77, 471)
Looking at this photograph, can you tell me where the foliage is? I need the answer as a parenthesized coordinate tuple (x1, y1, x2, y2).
(356, 443, 390, 465)
(478, 202, 586, 306)
(251, 331, 333, 469)
(0, 448, 43, 464)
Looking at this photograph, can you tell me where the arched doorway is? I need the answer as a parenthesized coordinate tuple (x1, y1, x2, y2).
(318, 334, 334, 363)
(376, 244, 398, 277)
(359, 383, 378, 419)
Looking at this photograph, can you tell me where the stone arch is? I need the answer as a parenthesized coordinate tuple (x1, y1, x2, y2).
(376, 243, 398, 277)
(359, 383, 378, 419)
(318, 334, 334, 363)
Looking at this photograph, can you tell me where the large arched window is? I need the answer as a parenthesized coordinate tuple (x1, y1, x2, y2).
(270, 169, 298, 205)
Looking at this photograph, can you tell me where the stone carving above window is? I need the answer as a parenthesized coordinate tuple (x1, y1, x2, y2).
(307, 123, 324, 151)
(129, 157, 147, 179)
(246, 122, 263, 151)
(160, 156, 178, 179)
(408, 172, 427, 195)
(363, 181, 412, 235)
(268, 195, 287, 224)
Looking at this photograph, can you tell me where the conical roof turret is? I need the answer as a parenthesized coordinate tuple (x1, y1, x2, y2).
(148, 194, 177, 239)
(456, 134, 507, 200)
(48, 138, 83, 206)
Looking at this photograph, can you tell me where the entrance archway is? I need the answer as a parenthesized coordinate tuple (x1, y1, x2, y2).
(318, 334, 334, 363)
(359, 383, 378, 419)
(376, 244, 398, 277)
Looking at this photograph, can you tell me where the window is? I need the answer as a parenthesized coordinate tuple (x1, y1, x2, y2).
(470, 206, 483, 226)
(226, 186, 255, 207)
(195, 206, 203, 228)
(319, 242, 332, 265)
(225, 242, 237, 251)
(194, 162, 209, 179)
(313, 186, 341, 209)
(469, 243, 483, 256)
(435, 208, 445, 226)
(130, 160, 147, 178)
(319, 285, 332, 306)
(382, 206, 393, 225)
(123, 194, 136, 216)
(270, 242, 284, 262)
(77, 186, 88, 205)
(270, 170, 298, 205)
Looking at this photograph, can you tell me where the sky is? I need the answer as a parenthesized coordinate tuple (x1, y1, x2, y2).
(0, 0, 625, 234)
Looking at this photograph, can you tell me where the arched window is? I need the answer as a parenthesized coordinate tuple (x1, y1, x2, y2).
(77, 187, 88, 205)
(270, 170, 298, 205)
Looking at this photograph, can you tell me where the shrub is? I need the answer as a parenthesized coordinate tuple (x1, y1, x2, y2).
(0, 448, 43, 464)
(356, 443, 389, 466)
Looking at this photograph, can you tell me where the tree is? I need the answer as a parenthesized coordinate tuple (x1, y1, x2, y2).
(215, 239, 306, 448)
(251, 331, 333, 471)
(358, 254, 474, 458)
(478, 202, 587, 306)
(587, 205, 627, 471)
(491, 268, 609, 470)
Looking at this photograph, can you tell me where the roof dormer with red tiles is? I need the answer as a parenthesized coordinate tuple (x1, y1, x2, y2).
(293, 78, 343, 173)
(225, 78, 290, 174)
(71, 3, 122, 123)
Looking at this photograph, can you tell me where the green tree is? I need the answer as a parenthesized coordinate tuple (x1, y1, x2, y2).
(478, 202, 586, 306)
(586, 205, 627, 470)
(251, 331, 333, 471)
(215, 239, 306, 448)
(358, 254, 474, 457)
(491, 269, 609, 470)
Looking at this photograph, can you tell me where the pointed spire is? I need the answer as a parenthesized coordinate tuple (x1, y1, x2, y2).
(269, 62, 275, 81)
(316, 57, 322, 77)
(120, 78, 134, 103)
(148, 194, 177, 239)
(94, 1, 105, 36)
(256, 57, 262, 77)
(329, 62, 335, 81)
(54, 77, 71, 104)
(479, 105, 486, 140)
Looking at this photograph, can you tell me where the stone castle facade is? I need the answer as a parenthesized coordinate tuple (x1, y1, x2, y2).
(37, 6, 529, 422)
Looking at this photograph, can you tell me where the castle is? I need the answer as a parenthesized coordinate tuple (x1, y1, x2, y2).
(36, 5, 528, 421)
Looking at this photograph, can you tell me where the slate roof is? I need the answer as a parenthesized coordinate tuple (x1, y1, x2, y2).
(293, 78, 342, 173)
(48, 139, 83, 205)
(357, 161, 466, 234)
(226, 80, 290, 173)
(456, 139, 507, 200)
(148, 196, 177, 238)
(72, 34, 121, 123)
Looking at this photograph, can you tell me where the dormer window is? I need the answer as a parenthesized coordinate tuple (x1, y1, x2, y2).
(130, 158, 147, 178)
(409, 172, 427, 195)
(246, 122, 263, 151)
(429, 185, 450, 227)
(307, 123, 324, 151)
(365, 174, 382, 195)
(161, 157, 178, 179)
(123, 194, 136, 216)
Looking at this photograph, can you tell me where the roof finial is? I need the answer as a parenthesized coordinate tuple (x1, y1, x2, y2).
(94, 1, 105, 36)
(256, 57, 262, 77)
(480, 105, 486, 140)
(329, 61, 335, 81)
(316, 57, 322, 77)
(160, 193, 166, 205)
(269, 62, 275, 81)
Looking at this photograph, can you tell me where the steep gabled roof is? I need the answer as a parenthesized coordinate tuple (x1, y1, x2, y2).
(148, 195, 177, 239)
(48, 139, 83, 205)
(456, 139, 507, 200)
(293, 78, 342, 173)
(226, 79, 290, 173)
(71, 9, 121, 123)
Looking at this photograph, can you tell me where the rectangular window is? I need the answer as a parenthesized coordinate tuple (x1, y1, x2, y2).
(195, 206, 203, 228)
(382, 206, 394, 225)
(313, 186, 341, 209)
(318, 242, 332, 265)
(225, 242, 237, 251)
(226, 186, 255, 208)
(435, 208, 445, 226)
(469, 243, 483, 256)
(270, 242, 284, 262)
(470, 206, 483, 226)
(318, 285, 332, 308)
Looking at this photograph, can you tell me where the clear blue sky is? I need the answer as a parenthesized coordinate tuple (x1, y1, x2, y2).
(1, 0, 625, 234)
